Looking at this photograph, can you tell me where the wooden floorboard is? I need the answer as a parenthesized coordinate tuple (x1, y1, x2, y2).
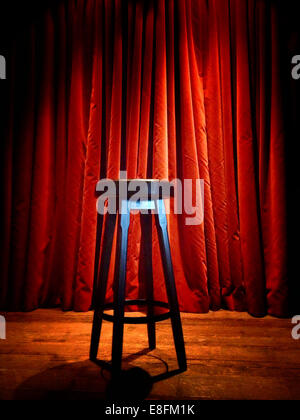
(0, 309, 299, 400)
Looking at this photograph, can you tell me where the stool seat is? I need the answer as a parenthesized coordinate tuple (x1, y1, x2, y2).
(90, 179, 187, 377)
(96, 178, 174, 199)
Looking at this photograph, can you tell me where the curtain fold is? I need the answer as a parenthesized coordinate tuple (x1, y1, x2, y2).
(1, 0, 288, 317)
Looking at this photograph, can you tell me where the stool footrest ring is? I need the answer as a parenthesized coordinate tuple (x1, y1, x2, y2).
(99, 299, 171, 325)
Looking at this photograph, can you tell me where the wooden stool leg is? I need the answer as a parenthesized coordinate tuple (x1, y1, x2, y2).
(141, 213, 156, 350)
(90, 213, 117, 361)
(91, 214, 104, 308)
(155, 199, 187, 371)
(111, 200, 130, 375)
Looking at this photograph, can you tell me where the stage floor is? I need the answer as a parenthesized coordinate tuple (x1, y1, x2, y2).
(0, 309, 299, 400)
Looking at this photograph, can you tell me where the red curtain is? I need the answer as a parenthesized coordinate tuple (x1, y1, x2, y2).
(1, 0, 288, 317)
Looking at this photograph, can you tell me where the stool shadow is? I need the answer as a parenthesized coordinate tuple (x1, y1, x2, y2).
(14, 349, 184, 400)
(93, 348, 185, 400)
(14, 360, 108, 400)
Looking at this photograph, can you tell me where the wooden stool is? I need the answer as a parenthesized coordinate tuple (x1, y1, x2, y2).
(90, 180, 187, 376)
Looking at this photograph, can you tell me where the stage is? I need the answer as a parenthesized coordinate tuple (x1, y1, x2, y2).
(0, 310, 299, 400)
